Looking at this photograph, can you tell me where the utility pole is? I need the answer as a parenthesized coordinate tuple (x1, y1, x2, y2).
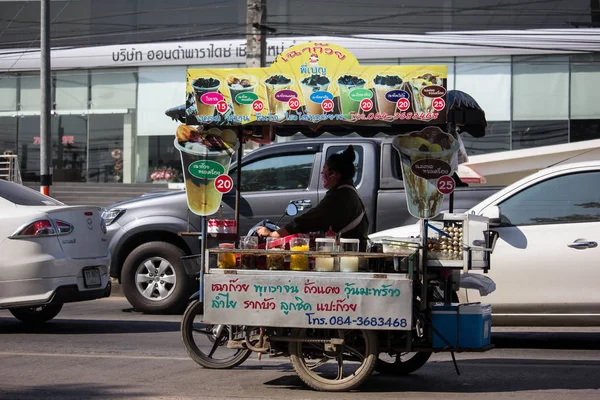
(40, 0, 52, 195)
(245, 0, 266, 69)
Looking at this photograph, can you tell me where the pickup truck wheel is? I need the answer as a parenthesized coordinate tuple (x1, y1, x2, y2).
(9, 303, 63, 324)
(121, 241, 192, 313)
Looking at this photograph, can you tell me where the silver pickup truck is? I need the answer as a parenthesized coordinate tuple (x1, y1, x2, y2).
(103, 137, 501, 313)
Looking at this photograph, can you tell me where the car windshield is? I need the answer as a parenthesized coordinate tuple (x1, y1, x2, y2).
(0, 180, 63, 206)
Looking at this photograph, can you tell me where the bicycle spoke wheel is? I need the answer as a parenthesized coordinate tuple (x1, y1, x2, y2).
(289, 328, 378, 392)
(181, 300, 252, 369)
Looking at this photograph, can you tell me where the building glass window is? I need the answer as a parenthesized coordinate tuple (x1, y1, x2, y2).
(570, 119, 600, 143)
(498, 171, 600, 226)
(55, 71, 89, 111)
(0, 74, 18, 112)
(513, 55, 569, 121)
(18, 116, 57, 182)
(455, 56, 511, 122)
(0, 117, 17, 155)
(88, 114, 124, 183)
(20, 74, 44, 112)
(148, 135, 181, 182)
(53, 116, 87, 182)
(91, 69, 137, 110)
(461, 121, 511, 155)
(511, 120, 568, 150)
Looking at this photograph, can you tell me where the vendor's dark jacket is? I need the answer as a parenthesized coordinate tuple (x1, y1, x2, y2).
(283, 179, 369, 250)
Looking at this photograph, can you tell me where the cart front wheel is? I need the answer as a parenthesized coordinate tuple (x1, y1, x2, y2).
(181, 300, 252, 369)
(375, 351, 431, 375)
(289, 328, 378, 392)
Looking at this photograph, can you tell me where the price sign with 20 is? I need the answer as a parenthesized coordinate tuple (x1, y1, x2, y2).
(397, 98, 410, 112)
(252, 100, 264, 113)
(321, 99, 334, 112)
(214, 174, 233, 194)
(360, 98, 373, 112)
(288, 97, 300, 110)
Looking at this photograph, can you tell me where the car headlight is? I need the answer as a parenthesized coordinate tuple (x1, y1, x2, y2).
(101, 208, 126, 226)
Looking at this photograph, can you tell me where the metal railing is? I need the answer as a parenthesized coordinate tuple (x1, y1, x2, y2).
(0, 154, 22, 184)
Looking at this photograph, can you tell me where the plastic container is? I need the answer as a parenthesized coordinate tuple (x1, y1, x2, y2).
(217, 243, 236, 269)
(289, 237, 309, 271)
(339, 238, 360, 272)
(266, 237, 285, 270)
(207, 219, 220, 234)
(314, 238, 336, 272)
(222, 219, 237, 234)
(239, 236, 258, 269)
(431, 303, 492, 349)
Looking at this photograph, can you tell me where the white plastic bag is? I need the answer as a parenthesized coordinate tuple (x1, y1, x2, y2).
(459, 273, 496, 296)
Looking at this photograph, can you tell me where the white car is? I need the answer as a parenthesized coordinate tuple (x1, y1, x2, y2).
(0, 180, 111, 323)
(371, 161, 600, 326)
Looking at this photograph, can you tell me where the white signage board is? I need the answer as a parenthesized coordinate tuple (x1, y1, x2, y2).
(204, 273, 412, 330)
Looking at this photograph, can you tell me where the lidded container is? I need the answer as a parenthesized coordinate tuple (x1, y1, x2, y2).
(339, 238, 360, 272)
(217, 243, 236, 269)
(314, 238, 337, 272)
(266, 237, 285, 270)
(289, 236, 310, 271)
(238, 236, 258, 269)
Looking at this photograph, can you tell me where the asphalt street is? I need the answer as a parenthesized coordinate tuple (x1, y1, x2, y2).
(1, 298, 600, 400)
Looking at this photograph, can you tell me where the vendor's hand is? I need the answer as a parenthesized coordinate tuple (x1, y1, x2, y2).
(256, 226, 272, 238)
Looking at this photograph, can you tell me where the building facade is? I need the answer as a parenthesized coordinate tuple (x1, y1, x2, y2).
(0, 1, 599, 184)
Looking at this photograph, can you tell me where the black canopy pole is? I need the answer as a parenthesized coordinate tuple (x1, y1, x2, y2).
(235, 127, 244, 234)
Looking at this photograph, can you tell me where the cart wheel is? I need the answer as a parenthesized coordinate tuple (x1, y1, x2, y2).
(289, 328, 378, 392)
(180, 300, 252, 369)
(375, 351, 431, 375)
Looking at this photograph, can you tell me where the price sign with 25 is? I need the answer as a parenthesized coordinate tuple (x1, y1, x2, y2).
(321, 99, 334, 112)
(360, 98, 373, 112)
(436, 175, 455, 195)
(432, 98, 446, 112)
(214, 174, 233, 194)
(216, 100, 229, 114)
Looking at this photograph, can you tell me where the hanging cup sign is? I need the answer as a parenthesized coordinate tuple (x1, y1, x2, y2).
(392, 127, 459, 219)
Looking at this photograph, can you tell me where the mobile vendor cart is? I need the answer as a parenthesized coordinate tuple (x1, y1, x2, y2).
(173, 42, 499, 392)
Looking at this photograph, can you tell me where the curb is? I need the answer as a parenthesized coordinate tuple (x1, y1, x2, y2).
(110, 278, 124, 297)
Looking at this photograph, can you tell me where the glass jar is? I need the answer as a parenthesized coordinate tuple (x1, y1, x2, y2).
(238, 236, 258, 269)
(314, 238, 337, 272)
(339, 238, 360, 272)
(217, 243, 236, 269)
(266, 237, 285, 270)
(289, 237, 309, 271)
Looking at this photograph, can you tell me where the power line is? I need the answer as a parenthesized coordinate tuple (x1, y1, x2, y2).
(0, 0, 72, 80)
(0, 0, 29, 40)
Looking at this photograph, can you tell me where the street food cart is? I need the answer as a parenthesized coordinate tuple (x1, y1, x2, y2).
(173, 42, 498, 392)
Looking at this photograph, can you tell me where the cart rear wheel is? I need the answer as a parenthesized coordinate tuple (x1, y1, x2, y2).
(375, 351, 431, 375)
(289, 328, 378, 392)
(181, 300, 252, 369)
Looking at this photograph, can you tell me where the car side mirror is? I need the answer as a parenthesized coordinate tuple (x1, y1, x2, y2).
(286, 203, 299, 217)
(480, 205, 501, 226)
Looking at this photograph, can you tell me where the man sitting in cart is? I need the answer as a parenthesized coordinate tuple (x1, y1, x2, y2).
(257, 145, 369, 251)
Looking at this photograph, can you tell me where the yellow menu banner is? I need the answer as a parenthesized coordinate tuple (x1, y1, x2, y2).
(186, 42, 447, 126)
